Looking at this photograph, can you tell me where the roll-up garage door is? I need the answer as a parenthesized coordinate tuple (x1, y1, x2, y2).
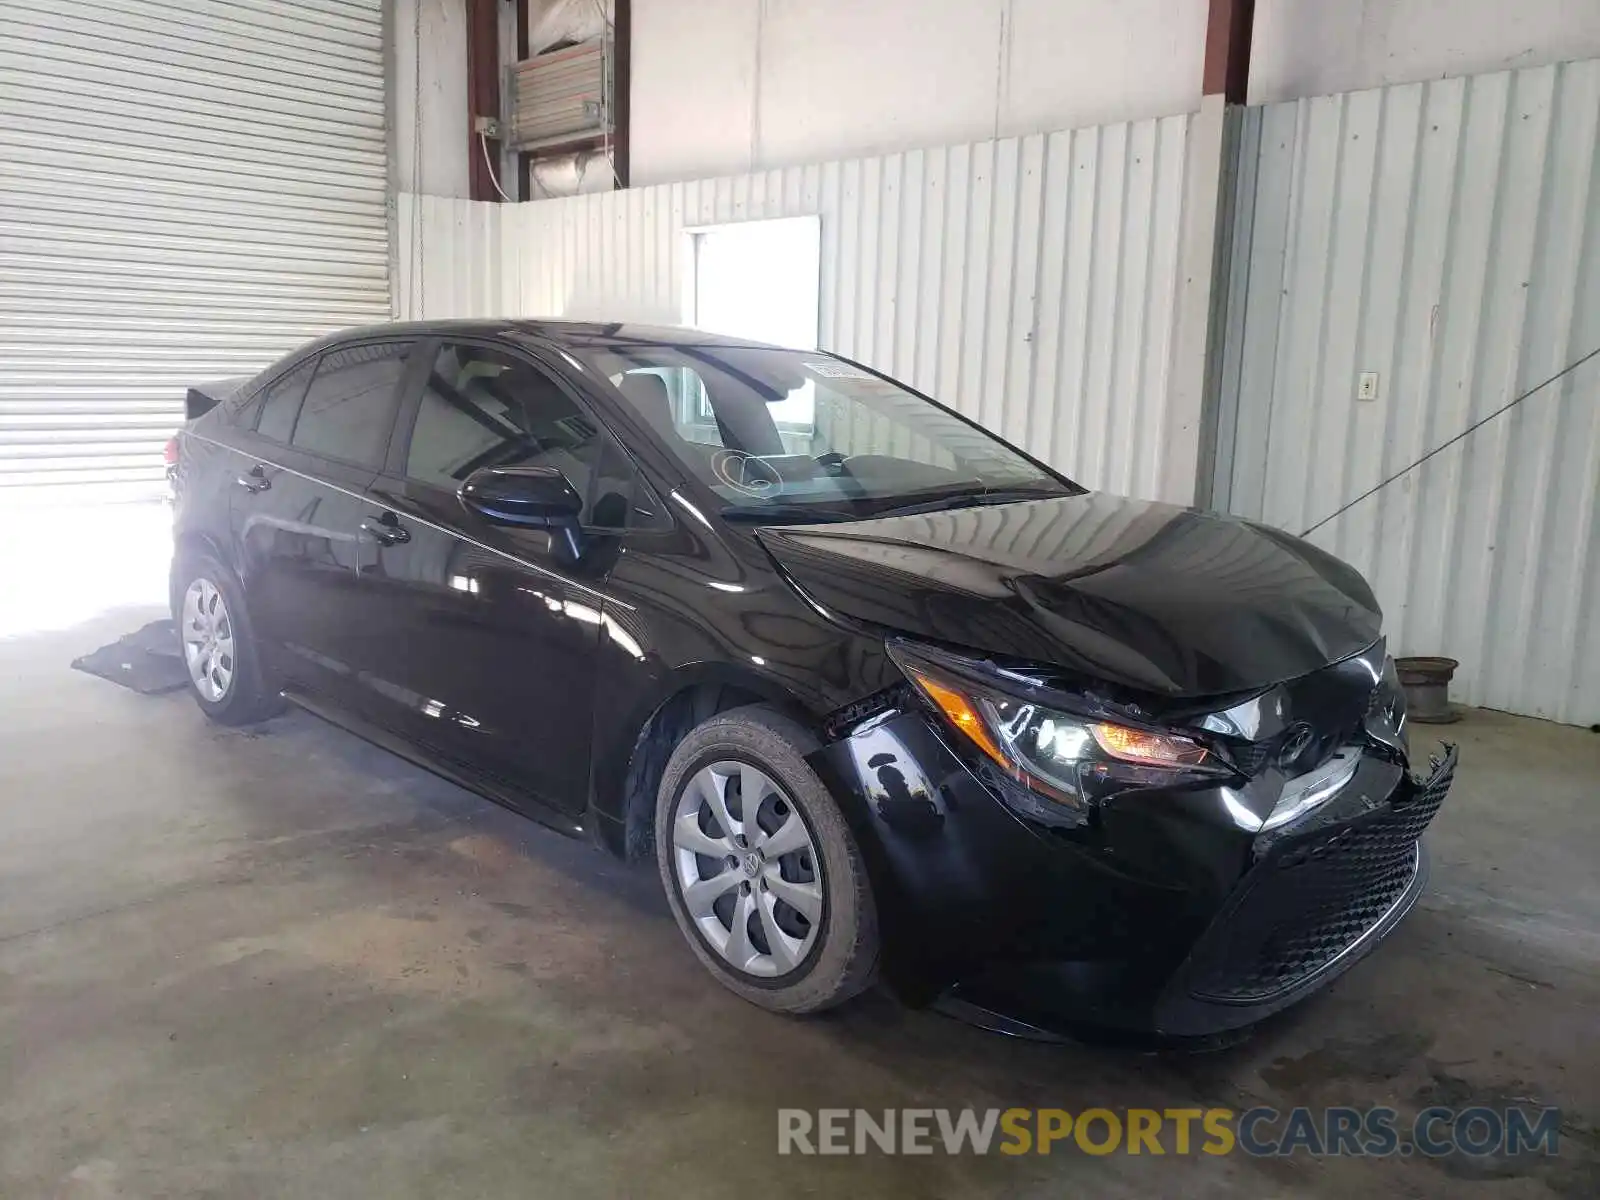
(0, 0, 390, 499)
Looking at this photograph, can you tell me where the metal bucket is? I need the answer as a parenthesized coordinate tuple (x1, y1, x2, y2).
(1395, 656, 1461, 724)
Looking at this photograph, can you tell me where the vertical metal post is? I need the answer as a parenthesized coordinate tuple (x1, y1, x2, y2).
(516, 0, 531, 200)
(1203, 0, 1256, 104)
(613, 0, 632, 188)
(466, 0, 503, 201)
(1181, 0, 1257, 508)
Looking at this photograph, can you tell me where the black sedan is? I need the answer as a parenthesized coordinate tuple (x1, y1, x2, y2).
(167, 320, 1455, 1038)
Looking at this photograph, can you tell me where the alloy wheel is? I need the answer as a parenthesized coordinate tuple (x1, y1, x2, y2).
(181, 578, 236, 703)
(671, 760, 824, 977)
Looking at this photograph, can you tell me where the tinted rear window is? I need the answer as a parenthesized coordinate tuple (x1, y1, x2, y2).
(255, 361, 314, 443)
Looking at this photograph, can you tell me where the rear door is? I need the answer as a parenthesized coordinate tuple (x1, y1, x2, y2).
(230, 339, 415, 709)
(358, 339, 632, 814)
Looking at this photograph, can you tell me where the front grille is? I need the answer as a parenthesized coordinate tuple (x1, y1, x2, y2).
(1208, 639, 1391, 781)
(1226, 741, 1275, 776)
(1187, 750, 1456, 1003)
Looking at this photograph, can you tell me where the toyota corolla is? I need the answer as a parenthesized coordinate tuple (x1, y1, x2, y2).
(167, 320, 1455, 1039)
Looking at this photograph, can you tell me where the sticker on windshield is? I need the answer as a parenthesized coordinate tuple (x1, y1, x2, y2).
(803, 360, 875, 380)
(710, 449, 782, 497)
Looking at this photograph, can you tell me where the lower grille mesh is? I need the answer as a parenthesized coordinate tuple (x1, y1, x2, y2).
(1188, 752, 1455, 1003)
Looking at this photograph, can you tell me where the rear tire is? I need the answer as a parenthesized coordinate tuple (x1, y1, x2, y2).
(655, 705, 878, 1014)
(171, 552, 284, 726)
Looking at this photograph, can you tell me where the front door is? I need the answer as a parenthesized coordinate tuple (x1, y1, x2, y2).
(358, 340, 626, 815)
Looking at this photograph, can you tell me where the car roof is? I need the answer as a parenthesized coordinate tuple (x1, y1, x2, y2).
(215, 319, 808, 418)
(312, 318, 793, 354)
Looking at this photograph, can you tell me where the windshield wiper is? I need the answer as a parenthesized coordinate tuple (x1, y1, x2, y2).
(721, 503, 859, 524)
(721, 487, 1065, 525)
(865, 487, 1064, 518)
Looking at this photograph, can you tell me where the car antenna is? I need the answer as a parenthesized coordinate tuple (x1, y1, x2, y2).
(1299, 343, 1600, 538)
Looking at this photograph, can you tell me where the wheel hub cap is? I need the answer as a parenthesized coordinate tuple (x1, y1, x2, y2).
(181, 578, 236, 703)
(671, 760, 824, 978)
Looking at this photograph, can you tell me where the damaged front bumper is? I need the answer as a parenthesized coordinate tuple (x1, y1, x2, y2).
(809, 705, 1458, 1040)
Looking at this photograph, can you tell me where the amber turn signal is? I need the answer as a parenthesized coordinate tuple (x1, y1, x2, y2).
(906, 669, 1012, 770)
(1089, 721, 1209, 767)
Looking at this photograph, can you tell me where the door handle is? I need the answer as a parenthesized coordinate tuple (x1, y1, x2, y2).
(235, 465, 270, 493)
(360, 515, 411, 546)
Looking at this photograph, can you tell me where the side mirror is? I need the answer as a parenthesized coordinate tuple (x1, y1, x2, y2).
(459, 466, 583, 531)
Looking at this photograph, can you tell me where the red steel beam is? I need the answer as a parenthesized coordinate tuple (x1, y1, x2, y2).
(465, 0, 503, 201)
(612, 0, 631, 187)
(517, 0, 530, 200)
(1202, 0, 1255, 104)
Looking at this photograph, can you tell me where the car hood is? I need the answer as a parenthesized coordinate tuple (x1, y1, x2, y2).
(756, 491, 1381, 698)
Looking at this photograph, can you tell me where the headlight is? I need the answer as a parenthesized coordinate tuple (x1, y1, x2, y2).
(889, 642, 1229, 818)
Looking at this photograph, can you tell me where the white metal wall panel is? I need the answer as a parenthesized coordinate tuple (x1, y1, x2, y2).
(0, 0, 390, 497)
(395, 193, 507, 322)
(1219, 59, 1600, 725)
(398, 113, 1196, 501)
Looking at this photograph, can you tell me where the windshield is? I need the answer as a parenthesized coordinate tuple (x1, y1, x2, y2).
(575, 343, 1077, 522)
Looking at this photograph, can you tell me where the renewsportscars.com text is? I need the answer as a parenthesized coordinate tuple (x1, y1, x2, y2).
(777, 1106, 1562, 1157)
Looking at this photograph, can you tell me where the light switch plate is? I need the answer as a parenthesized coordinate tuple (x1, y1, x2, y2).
(1357, 371, 1380, 401)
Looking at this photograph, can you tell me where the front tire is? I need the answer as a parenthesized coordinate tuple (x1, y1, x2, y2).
(171, 552, 283, 726)
(655, 705, 878, 1013)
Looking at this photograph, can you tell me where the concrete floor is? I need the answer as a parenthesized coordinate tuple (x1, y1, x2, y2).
(2, 591, 1597, 1195)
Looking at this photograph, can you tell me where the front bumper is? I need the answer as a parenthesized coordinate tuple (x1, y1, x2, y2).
(809, 709, 1457, 1039)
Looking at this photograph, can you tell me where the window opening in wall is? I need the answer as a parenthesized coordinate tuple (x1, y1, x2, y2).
(687, 216, 822, 451)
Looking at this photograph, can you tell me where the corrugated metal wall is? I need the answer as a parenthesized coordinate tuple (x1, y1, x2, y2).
(394, 192, 506, 321)
(0, 0, 390, 499)
(399, 112, 1199, 501)
(1217, 59, 1600, 725)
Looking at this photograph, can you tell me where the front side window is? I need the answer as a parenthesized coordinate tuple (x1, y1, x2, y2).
(289, 342, 411, 468)
(580, 345, 1076, 522)
(406, 342, 604, 509)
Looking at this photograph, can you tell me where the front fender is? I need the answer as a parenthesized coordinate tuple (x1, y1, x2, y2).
(588, 659, 832, 846)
